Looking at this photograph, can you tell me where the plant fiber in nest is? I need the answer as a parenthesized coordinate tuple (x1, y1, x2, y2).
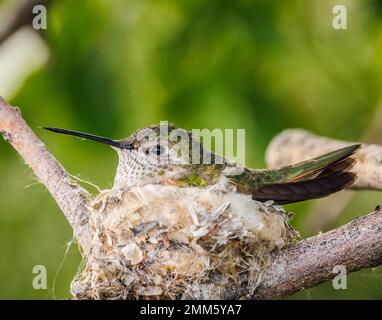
(71, 185, 297, 299)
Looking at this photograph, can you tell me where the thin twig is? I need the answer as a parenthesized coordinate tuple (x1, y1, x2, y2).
(1, 98, 382, 299)
(0, 97, 92, 253)
(0, 0, 49, 44)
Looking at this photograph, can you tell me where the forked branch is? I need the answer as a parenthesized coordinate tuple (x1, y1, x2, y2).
(1, 99, 381, 299)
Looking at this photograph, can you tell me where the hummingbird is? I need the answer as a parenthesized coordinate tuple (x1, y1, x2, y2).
(43, 124, 360, 205)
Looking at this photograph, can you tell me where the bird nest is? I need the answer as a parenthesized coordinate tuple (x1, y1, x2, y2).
(70, 185, 297, 299)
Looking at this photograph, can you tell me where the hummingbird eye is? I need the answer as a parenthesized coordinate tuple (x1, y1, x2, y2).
(152, 144, 165, 156)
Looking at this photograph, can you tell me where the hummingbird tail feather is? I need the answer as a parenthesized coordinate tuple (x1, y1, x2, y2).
(252, 144, 360, 204)
(252, 164, 356, 204)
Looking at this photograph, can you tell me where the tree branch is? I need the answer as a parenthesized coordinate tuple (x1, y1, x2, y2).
(266, 129, 382, 191)
(257, 129, 382, 298)
(0, 0, 50, 45)
(1, 99, 381, 299)
(255, 208, 382, 299)
(0, 97, 92, 254)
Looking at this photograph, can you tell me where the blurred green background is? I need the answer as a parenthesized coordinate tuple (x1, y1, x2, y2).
(0, 0, 382, 299)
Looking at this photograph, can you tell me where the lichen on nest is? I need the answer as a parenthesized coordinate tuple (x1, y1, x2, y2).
(71, 185, 297, 300)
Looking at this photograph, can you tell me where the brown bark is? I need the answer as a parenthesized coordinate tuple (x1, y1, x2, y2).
(0, 97, 92, 254)
(266, 129, 382, 190)
(255, 208, 382, 299)
(1, 98, 381, 299)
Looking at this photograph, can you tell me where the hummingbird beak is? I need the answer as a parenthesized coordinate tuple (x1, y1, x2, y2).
(42, 127, 134, 150)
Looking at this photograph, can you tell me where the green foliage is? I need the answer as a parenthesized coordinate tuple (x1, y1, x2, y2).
(1, 0, 382, 299)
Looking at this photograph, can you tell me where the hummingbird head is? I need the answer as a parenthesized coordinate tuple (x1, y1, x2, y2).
(44, 124, 208, 189)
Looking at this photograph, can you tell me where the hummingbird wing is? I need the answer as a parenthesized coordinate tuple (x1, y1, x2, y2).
(232, 144, 360, 204)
